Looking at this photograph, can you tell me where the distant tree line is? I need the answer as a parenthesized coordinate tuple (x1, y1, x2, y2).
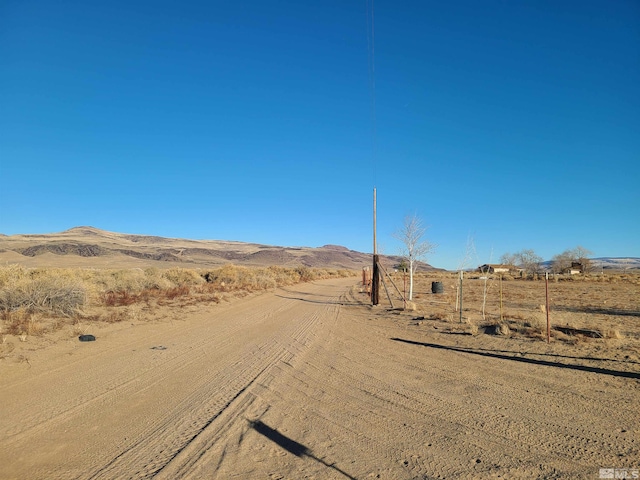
(550, 246, 593, 274)
(499, 246, 592, 278)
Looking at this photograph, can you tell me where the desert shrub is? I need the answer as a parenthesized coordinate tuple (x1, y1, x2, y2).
(266, 266, 300, 286)
(0, 268, 87, 316)
(0, 264, 29, 288)
(497, 323, 511, 336)
(102, 290, 138, 307)
(468, 322, 479, 336)
(1, 308, 45, 336)
(503, 312, 546, 338)
(296, 266, 315, 282)
(203, 264, 241, 288)
(93, 269, 148, 294)
(162, 268, 205, 287)
(598, 328, 623, 339)
(203, 265, 297, 291)
(429, 311, 449, 321)
(253, 271, 278, 290)
(141, 268, 173, 290)
(0, 264, 357, 318)
(484, 322, 511, 336)
(102, 309, 129, 323)
(164, 285, 191, 299)
(88, 268, 178, 296)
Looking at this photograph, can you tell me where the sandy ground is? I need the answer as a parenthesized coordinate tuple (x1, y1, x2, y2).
(1, 278, 638, 479)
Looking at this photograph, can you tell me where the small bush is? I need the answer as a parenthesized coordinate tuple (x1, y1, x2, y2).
(468, 323, 479, 335)
(296, 266, 315, 282)
(162, 268, 205, 287)
(599, 328, 623, 339)
(0, 264, 357, 325)
(0, 270, 87, 316)
(164, 285, 190, 299)
(102, 291, 137, 307)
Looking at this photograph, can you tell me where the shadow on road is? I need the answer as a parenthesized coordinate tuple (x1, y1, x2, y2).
(275, 293, 360, 307)
(467, 346, 640, 366)
(391, 338, 640, 380)
(553, 306, 640, 317)
(248, 420, 356, 480)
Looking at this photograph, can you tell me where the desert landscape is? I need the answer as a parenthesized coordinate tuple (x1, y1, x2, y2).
(1, 229, 639, 479)
(0, 226, 414, 271)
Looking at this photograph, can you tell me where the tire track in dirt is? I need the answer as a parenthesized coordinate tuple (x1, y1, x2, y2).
(154, 305, 339, 479)
(4, 313, 265, 449)
(1, 295, 295, 441)
(195, 286, 638, 479)
(1, 278, 638, 479)
(90, 307, 326, 479)
(0, 280, 346, 480)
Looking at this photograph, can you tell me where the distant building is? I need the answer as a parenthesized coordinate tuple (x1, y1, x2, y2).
(567, 262, 583, 275)
(478, 264, 512, 274)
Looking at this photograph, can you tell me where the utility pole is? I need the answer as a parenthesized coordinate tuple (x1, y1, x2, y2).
(372, 188, 380, 305)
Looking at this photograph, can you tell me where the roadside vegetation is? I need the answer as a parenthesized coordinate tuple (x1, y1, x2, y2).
(0, 264, 355, 344)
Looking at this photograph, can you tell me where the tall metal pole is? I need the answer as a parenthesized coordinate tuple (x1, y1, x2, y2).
(372, 188, 380, 305)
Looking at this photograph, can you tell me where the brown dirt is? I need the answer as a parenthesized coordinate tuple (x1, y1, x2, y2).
(0, 278, 638, 479)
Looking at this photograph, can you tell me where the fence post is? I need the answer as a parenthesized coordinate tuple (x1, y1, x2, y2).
(403, 269, 407, 310)
(499, 274, 503, 322)
(459, 270, 464, 323)
(545, 272, 550, 343)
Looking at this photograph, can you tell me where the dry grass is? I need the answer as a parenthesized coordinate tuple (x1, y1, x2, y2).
(0, 265, 87, 316)
(382, 270, 640, 345)
(0, 264, 356, 336)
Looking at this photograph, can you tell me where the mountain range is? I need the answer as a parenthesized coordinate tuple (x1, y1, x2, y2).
(2, 227, 635, 271)
(589, 257, 640, 271)
(0, 226, 432, 271)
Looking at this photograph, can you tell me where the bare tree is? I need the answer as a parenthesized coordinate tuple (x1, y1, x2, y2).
(458, 234, 477, 272)
(573, 246, 593, 273)
(552, 246, 593, 274)
(515, 249, 543, 278)
(456, 235, 477, 317)
(551, 250, 573, 274)
(500, 252, 518, 267)
(393, 215, 436, 300)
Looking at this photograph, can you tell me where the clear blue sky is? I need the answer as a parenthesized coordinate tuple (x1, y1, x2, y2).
(1, 1, 638, 269)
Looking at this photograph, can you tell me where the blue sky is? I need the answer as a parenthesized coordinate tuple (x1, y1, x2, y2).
(1, 0, 638, 269)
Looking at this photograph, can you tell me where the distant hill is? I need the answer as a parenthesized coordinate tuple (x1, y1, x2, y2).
(0, 226, 438, 271)
(591, 257, 640, 271)
(539, 257, 640, 272)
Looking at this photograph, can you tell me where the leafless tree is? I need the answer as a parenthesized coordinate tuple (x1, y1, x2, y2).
(393, 215, 436, 300)
(551, 250, 572, 274)
(456, 235, 477, 316)
(573, 246, 593, 273)
(499, 252, 518, 267)
(515, 249, 543, 278)
(458, 234, 477, 271)
(552, 246, 593, 274)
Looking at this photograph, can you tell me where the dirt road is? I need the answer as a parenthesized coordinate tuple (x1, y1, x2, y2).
(1, 278, 638, 479)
